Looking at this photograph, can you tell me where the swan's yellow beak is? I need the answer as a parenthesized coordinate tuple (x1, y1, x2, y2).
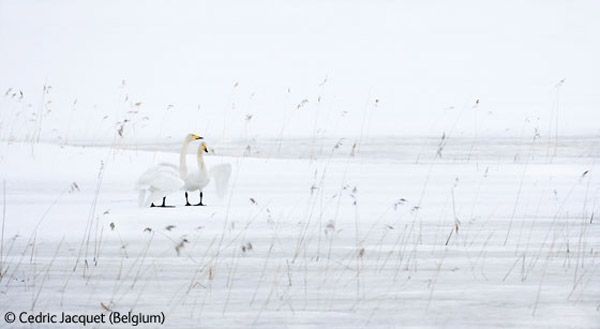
(192, 134, 203, 140)
(202, 143, 209, 153)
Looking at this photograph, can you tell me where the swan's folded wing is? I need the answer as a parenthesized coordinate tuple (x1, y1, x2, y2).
(136, 163, 178, 189)
(140, 173, 184, 207)
(209, 163, 232, 199)
(136, 164, 184, 207)
(151, 170, 185, 192)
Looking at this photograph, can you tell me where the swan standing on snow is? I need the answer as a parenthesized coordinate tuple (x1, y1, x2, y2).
(183, 140, 232, 206)
(137, 133, 202, 207)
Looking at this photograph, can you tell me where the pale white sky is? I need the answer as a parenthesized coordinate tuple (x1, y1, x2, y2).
(0, 0, 598, 141)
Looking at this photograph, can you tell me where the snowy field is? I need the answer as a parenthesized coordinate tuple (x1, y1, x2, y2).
(0, 137, 598, 328)
(1, 0, 599, 327)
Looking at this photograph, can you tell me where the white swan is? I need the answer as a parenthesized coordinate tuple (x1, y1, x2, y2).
(183, 141, 232, 206)
(137, 133, 202, 207)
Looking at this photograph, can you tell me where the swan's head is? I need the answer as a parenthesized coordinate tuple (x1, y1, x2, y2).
(200, 141, 209, 154)
(186, 133, 204, 142)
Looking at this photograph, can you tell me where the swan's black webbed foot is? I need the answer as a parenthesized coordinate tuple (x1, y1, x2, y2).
(155, 197, 175, 208)
(192, 191, 206, 206)
(184, 192, 192, 206)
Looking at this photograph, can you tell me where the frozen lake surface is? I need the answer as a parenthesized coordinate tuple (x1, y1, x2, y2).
(0, 138, 598, 328)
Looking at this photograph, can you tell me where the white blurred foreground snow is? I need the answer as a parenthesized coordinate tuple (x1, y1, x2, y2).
(0, 138, 598, 328)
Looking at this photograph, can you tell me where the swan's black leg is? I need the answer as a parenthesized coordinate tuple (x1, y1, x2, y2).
(160, 197, 175, 208)
(150, 203, 156, 207)
(194, 191, 206, 206)
(185, 192, 192, 206)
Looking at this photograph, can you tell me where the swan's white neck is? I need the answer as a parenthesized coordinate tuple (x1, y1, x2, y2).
(179, 137, 193, 178)
(197, 148, 208, 175)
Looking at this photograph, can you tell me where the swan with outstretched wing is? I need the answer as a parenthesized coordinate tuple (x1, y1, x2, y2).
(136, 133, 202, 207)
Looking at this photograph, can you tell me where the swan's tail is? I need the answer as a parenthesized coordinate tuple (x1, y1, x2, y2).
(210, 163, 232, 199)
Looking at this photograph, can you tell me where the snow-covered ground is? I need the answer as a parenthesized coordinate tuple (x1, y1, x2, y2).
(0, 138, 598, 328)
(1, 0, 599, 327)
